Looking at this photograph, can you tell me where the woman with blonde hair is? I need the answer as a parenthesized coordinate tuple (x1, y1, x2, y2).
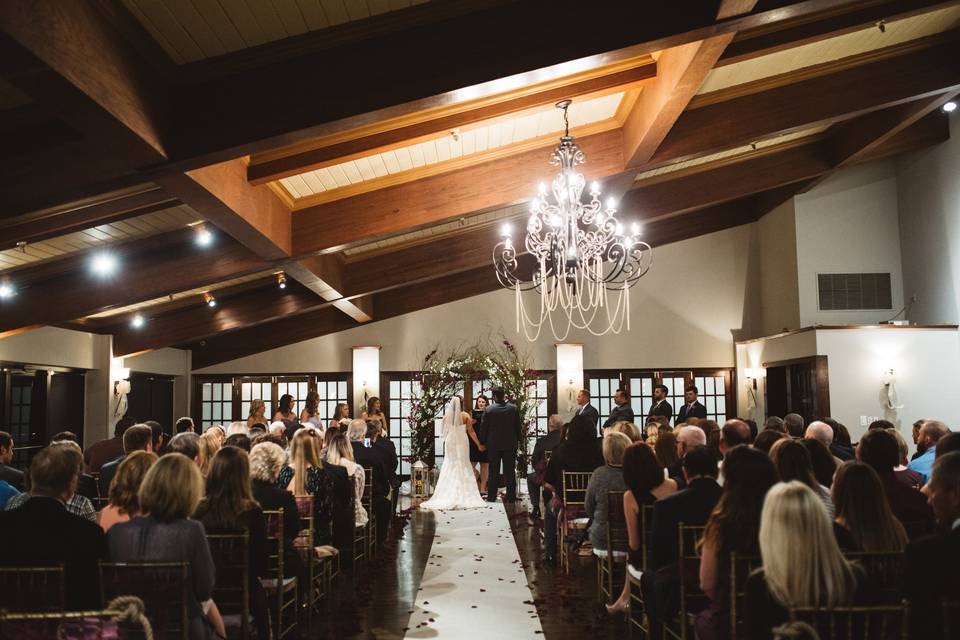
(831, 461, 907, 552)
(205, 425, 225, 447)
(278, 429, 350, 546)
(246, 399, 267, 430)
(98, 450, 157, 532)
(606, 421, 642, 443)
(198, 430, 221, 476)
(744, 481, 869, 639)
(324, 432, 368, 527)
(107, 453, 224, 639)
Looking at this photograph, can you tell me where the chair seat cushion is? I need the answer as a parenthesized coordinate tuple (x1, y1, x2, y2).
(221, 613, 254, 628)
(260, 576, 297, 590)
(592, 549, 629, 559)
(569, 517, 590, 529)
(314, 545, 339, 558)
(627, 564, 643, 582)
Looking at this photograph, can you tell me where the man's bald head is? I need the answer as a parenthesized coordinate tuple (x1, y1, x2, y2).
(677, 425, 707, 458)
(805, 421, 833, 447)
(720, 419, 751, 453)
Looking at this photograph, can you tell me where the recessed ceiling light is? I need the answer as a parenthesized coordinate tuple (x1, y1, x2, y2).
(90, 252, 117, 276)
(195, 227, 213, 247)
(943, 101, 958, 113)
(0, 283, 14, 299)
(130, 314, 145, 329)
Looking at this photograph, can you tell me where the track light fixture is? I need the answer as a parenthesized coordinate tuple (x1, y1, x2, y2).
(90, 251, 118, 277)
(195, 227, 213, 247)
(130, 314, 145, 329)
(203, 292, 217, 308)
(944, 101, 958, 114)
(0, 283, 14, 299)
(277, 272, 287, 289)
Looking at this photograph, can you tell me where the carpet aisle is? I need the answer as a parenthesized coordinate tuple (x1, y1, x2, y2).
(403, 504, 544, 638)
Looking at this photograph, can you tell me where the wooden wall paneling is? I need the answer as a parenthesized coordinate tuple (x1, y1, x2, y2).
(651, 35, 960, 167)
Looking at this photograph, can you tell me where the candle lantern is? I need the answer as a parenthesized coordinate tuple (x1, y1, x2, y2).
(411, 460, 432, 500)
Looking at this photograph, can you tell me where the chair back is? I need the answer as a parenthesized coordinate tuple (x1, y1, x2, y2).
(844, 551, 905, 604)
(99, 562, 189, 639)
(944, 600, 960, 640)
(788, 599, 910, 640)
(0, 566, 64, 613)
(294, 495, 315, 549)
(561, 471, 592, 518)
(263, 510, 285, 580)
(639, 503, 655, 571)
(362, 467, 374, 509)
(206, 533, 250, 637)
(729, 553, 762, 640)
(544, 450, 553, 465)
(0, 602, 152, 639)
(605, 491, 629, 554)
(677, 524, 708, 634)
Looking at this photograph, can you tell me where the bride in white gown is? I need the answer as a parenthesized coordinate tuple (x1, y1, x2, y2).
(420, 396, 489, 510)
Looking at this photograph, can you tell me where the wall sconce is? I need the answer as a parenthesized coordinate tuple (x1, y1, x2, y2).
(881, 369, 903, 411)
(745, 367, 765, 389)
(110, 358, 131, 420)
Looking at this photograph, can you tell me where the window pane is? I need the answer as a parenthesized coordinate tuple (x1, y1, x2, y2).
(202, 404, 211, 420)
(213, 384, 221, 401)
(213, 404, 221, 420)
(714, 376, 725, 394)
(202, 384, 212, 401)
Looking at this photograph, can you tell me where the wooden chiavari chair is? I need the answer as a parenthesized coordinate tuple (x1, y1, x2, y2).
(560, 470, 593, 573)
(627, 504, 656, 639)
(596, 490, 629, 604)
(0, 566, 64, 613)
(788, 599, 910, 640)
(729, 552, 762, 640)
(844, 550, 906, 605)
(362, 466, 376, 560)
(207, 533, 250, 640)
(661, 524, 707, 640)
(0, 598, 154, 639)
(262, 509, 298, 640)
(99, 561, 189, 640)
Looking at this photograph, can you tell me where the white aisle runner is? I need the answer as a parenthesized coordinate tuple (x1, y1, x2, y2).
(404, 505, 544, 638)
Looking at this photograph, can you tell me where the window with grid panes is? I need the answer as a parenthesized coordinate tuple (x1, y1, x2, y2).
(588, 376, 620, 427)
(239, 378, 271, 422)
(8, 378, 31, 445)
(200, 381, 234, 430)
(388, 379, 420, 478)
(661, 373, 689, 424)
(525, 379, 550, 458)
(628, 375, 655, 423)
(276, 378, 309, 417)
(693, 373, 728, 423)
(315, 377, 349, 423)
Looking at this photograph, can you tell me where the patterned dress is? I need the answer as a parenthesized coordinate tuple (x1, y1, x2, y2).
(277, 464, 336, 545)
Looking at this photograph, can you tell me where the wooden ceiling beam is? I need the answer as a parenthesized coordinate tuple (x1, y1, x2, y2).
(284, 255, 374, 323)
(0, 228, 273, 337)
(651, 34, 960, 168)
(247, 57, 658, 184)
(0, 185, 179, 250)
(291, 128, 625, 255)
(155, 159, 292, 260)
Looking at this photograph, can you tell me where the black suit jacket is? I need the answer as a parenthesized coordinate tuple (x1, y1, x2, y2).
(0, 496, 106, 609)
(602, 403, 636, 430)
(650, 477, 722, 570)
(98, 454, 126, 496)
(676, 401, 707, 423)
(904, 527, 960, 640)
(483, 401, 521, 451)
(576, 404, 600, 429)
(647, 400, 673, 424)
(352, 441, 392, 499)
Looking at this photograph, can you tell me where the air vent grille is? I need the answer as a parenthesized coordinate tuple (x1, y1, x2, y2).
(818, 273, 892, 310)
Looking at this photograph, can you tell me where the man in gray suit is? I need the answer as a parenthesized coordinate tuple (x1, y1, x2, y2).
(483, 387, 522, 503)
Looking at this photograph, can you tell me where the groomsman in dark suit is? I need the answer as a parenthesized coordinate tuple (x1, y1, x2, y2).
(575, 389, 599, 431)
(676, 385, 708, 423)
(601, 388, 635, 431)
(646, 384, 673, 425)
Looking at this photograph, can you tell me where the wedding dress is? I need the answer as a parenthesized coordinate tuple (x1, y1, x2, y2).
(420, 397, 488, 510)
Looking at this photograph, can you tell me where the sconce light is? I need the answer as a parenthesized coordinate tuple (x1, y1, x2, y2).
(745, 367, 765, 389)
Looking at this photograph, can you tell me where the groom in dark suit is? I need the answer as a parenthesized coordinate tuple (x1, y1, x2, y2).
(483, 387, 522, 502)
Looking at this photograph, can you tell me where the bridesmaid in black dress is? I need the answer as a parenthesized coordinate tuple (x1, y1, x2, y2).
(470, 395, 489, 495)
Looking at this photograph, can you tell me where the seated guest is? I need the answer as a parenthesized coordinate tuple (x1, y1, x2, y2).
(324, 432, 368, 527)
(719, 420, 751, 465)
(858, 429, 934, 535)
(226, 421, 248, 438)
(805, 421, 844, 468)
(670, 425, 707, 489)
(831, 461, 906, 553)
(167, 432, 201, 465)
(0, 443, 106, 610)
(937, 431, 960, 458)
(585, 432, 631, 551)
(175, 417, 196, 434)
(744, 482, 871, 639)
(84, 416, 136, 472)
(654, 430, 679, 469)
(98, 451, 157, 532)
(250, 442, 303, 579)
(911, 418, 927, 460)
(224, 433, 251, 451)
(607, 421, 642, 442)
(108, 453, 224, 640)
(695, 446, 778, 640)
(909, 420, 951, 483)
(801, 439, 837, 488)
(744, 419, 758, 444)
(99, 423, 153, 496)
(782, 413, 804, 439)
(0, 479, 18, 509)
(269, 421, 288, 438)
(49, 431, 98, 500)
(823, 418, 855, 461)
(0, 430, 24, 489)
(904, 451, 960, 640)
(641, 446, 722, 635)
(280, 429, 349, 547)
(770, 439, 834, 518)
(753, 429, 786, 455)
(204, 425, 226, 448)
(542, 414, 604, 563)
(6, 441, 96, 521)
(607, 440, 679, 613)
(248, 423, 267, 439)
(350, 420, 396, 544)
(528, 414, 563, 520)
(763, 416, 786, 435)
(888, 428, 924, 488)
(198, 430, 221, 476)
(145, 420, 167, 455)
(194, 447, 269, 640)
(869, 419, 895, 431)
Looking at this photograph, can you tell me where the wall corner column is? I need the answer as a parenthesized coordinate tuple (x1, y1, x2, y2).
(352, 346, 381, 417)
(555, 343, 584, 420)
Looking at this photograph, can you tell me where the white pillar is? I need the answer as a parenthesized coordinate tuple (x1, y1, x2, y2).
(555, 343, 584, 420)
(352, 346, 381, 417)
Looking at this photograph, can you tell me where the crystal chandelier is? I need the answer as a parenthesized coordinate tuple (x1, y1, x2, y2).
(493, 100, 653, 341)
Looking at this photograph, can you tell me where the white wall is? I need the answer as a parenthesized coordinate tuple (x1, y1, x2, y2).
(897, 113, 960, 323)
(197, 224, 757, 374)
(794, 160, 905, 326)
(755, 197, 801, 336)
(0, 326, 108, 370)
(735, 329, 818, 420)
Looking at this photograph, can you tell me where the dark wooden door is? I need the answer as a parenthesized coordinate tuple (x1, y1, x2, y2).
(126, 373, 174, 431)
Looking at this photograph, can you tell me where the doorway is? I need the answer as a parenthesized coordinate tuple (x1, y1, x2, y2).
(764, 356, 830, 425)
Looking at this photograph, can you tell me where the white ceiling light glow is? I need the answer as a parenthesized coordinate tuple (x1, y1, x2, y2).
(90, 252, 118, 277)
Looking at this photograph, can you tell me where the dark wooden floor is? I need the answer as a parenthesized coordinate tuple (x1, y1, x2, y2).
(307, 499, 623, 639)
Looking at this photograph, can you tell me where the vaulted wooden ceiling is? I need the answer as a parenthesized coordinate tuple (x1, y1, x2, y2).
(1, 0, 958, 368)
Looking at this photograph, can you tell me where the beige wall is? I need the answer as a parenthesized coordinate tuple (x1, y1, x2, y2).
(755, 197, 801, 336)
